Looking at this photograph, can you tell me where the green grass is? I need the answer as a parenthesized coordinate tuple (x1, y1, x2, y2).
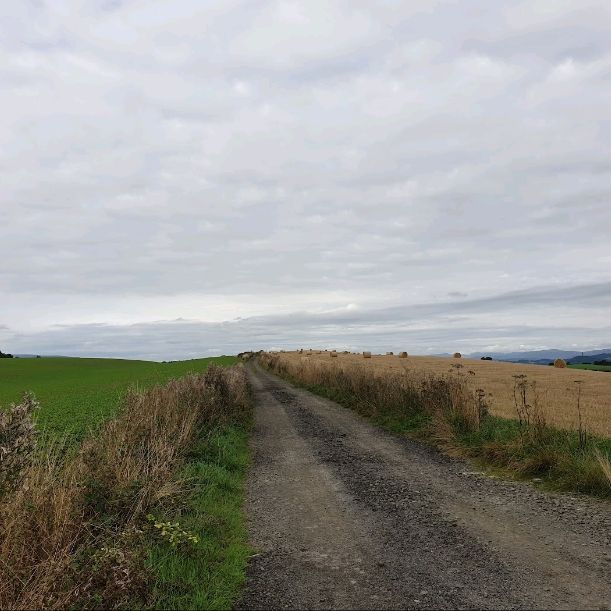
(455, 416, 611, 496)
(306, 382, 430, 435)
(569, 364, 611, 372)
(147, 424, 251, 610)
(0, 356, 237, 441)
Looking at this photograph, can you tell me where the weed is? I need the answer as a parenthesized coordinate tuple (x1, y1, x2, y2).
(0, 392, 40, 495)
(147, 514, 200, 548)
(574, 380, 587, 451)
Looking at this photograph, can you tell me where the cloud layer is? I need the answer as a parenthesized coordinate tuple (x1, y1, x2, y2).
(1, 1, 610, 358)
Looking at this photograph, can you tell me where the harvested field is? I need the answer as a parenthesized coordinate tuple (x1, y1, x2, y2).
(281, 351, 611, 437)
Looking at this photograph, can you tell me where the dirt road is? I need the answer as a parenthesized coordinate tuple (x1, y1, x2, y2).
(238, 364, 611, 610)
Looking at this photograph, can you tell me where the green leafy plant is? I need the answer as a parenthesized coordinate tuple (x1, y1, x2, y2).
(147, 514, 200, 548)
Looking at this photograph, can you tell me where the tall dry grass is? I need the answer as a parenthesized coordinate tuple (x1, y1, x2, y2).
(262, 353, 611, 497)
(264, 353, 482, 437)
(287, 351, 611, 436)
(0, 364, 250, 610)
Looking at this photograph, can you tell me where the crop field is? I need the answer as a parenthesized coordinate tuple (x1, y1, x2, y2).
(0, 356, 237, 440)
(278, 351, 611, 437)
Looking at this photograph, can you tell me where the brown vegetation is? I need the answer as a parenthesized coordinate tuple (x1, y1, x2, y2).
(278, 352, 611, 437)
(261, 353, 611, 496)
(0, 365, 250, 609)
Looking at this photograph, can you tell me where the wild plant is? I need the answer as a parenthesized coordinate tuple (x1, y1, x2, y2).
(0, 392, 40, 496)
(574, 380, 588, 450)
(512, 374, 548, 445)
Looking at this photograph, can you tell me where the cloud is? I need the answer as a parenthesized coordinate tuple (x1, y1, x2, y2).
(5, 281, 610, 359)
(1, 1, 610, 357)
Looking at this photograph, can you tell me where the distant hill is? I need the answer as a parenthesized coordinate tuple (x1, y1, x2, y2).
(12, 354, 69, 359)
(566, 353, 611, 365)
(467, 349, 611, 364)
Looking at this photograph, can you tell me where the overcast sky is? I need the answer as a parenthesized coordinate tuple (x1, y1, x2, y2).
(1, 1, 611, 360)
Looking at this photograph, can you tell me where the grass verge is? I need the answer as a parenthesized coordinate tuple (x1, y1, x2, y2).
(147, 424, 251, 610)
(0, 362, 251, 609)
(261, 354, 611, 499)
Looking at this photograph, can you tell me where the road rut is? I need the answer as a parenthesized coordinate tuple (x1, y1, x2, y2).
(238, 364, 611, 610)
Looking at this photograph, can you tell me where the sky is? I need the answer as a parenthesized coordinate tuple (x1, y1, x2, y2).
(1, 0, 611, 360)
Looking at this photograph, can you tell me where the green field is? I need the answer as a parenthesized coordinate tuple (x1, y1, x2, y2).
(568, 364, 611, 372)
(0, 356, 238, 440)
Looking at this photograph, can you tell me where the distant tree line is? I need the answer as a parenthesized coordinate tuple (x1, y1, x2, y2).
(0, 349, 14, 359)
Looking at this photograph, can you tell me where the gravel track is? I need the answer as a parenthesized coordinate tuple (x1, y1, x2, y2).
(238, 363, 611, 610)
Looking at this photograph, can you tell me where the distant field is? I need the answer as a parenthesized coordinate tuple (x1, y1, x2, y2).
(569, 364, 611, 372)
(279, 351, 611, 437)
(0, 356, 237, 440)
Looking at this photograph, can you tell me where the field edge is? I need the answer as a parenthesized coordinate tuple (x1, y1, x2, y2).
(260, 357, 611, 499)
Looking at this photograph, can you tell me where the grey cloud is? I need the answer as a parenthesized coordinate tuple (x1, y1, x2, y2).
(5, 281, 610, 359)
(1, 1, 610, 357)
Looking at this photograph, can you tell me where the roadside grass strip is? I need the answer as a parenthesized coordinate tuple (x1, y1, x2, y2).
(147, 425, 251, 610)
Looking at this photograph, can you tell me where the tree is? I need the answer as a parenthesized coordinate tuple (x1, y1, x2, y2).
(0, 349, 14, 359)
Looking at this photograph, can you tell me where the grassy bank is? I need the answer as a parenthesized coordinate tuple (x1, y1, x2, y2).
(148, 424, 250, 610)
(0, 361, 251, 609)
(0, 356, 237, 441)
(261, 354, 611, 498)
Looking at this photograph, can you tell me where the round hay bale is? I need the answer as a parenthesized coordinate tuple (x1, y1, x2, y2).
(330, 351, 338, 358)
(453, 352, 462, 359)
(363, 351, 372, 359)
(554, 358, 567, 368)
(386, 351, 394, 355)
(399, 352, 408, 358)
